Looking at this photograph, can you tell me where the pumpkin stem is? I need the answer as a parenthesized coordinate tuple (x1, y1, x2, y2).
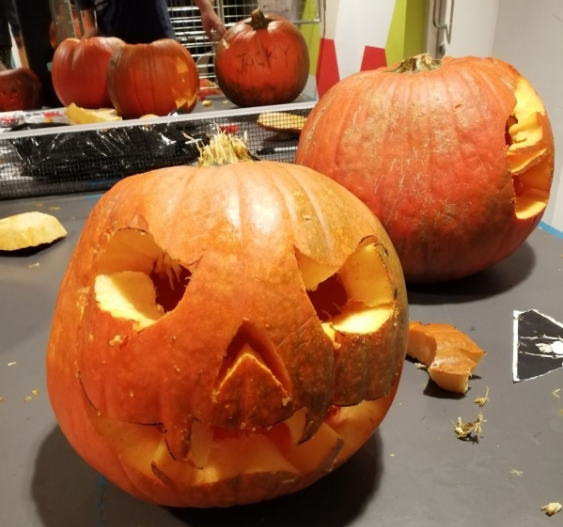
(249, 9, 272, 30)
(198, 130, 255, 167)
(392, 53, 441, 73)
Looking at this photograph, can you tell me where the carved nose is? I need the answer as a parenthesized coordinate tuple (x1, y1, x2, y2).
(214, 342, 293, 429)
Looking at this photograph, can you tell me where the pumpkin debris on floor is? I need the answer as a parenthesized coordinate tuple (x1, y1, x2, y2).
(24, 396, 32, 403)
(7, 362, 16, 367)
(407, 321, 486, 393)
(0, 211, 67, 251)
(202, 100, 212, 107)
(27, 263, 40, 269)
(31, 389, 39, 396)
(541, 503, 562, 516)
(511, 469, 523, 477)
(552, 389, 561, 398)
(474, 387, 490, 407)
(451, 413, 486, 442)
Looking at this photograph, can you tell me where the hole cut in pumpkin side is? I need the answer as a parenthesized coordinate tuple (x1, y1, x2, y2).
(94, 229, 191, 329)
(506, 77, 553, 220)
(297, 238, 395, 338)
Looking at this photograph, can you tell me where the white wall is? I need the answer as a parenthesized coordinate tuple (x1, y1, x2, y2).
(426, 0, 500, 58)
(493, 0, 563, 230)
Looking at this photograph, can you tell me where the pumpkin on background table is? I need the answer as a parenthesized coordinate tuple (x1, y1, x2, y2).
(52, 37, 125, 109)
(107, 39, 199, 119)
(0, 65, 42, 112)
(215, 9, 309, 108)
(46, 133, 408, 507)
(296, 54, 555, 283)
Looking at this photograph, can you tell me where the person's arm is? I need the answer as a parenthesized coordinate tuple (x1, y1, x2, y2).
(75, 0, 99, 38)
(6, 0, 22, 48)
(193, 0, 225, 40)
(81, 8, 99, 38)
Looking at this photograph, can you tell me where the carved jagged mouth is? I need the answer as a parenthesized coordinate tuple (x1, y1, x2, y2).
(506, 77, 553, 220)
(79, 363, 397, 495)
(78, 367, 348, 487)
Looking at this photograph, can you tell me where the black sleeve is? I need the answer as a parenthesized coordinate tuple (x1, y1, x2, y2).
(75, 0, 94, 10)
(6, 0, 20, 36)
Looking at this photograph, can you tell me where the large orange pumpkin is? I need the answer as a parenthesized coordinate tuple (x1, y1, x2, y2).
(215, 9, 309, 107)
(107, 39, 199, 119)
(47, 134, 408, 507)
(0, 66, 42, 112)
(52, 37, 125, 109)
(296, 54, 555, 283)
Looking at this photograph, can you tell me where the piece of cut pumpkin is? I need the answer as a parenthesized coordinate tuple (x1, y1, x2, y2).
(66, 103, 122, 124)
(407, 321, 486, 393)
(0, 211, 67, 251)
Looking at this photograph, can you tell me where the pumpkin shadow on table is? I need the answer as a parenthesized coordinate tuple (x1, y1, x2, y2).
(168, 432, 383, 527)
(407, 241, 536, 305)
(32, 427, 383, 527)
(31, 427, 105, 527)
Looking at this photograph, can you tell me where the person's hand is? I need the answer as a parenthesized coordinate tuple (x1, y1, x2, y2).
(14, 33, 23, 48)
(82, 26, 100, 39)
(198, 1, 226, 41)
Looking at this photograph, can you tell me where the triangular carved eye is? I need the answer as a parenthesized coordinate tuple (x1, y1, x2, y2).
(94, 229, 190, 330)
(297, 237, 395, 338)
(214, 322, 293, 428)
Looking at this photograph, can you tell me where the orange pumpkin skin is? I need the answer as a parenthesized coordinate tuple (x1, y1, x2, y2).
(52, 37, 125, 109)
(215, 10, 309, 107)
(107, 39, 199, 118)
(46, 157, 408, 507)
(0, 67, 42, 111)
(296, 55, 555, 283)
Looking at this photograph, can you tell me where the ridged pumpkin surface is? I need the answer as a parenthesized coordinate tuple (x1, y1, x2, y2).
(47, 154, 408, 507)
(296, 55, 554, 282)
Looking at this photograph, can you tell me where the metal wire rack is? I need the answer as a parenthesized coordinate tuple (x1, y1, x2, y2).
(168, 0, 322, 80)
(0, 103, 314, 200)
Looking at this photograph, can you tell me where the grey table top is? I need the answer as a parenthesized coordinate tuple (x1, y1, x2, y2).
(0, 192, 562, 527)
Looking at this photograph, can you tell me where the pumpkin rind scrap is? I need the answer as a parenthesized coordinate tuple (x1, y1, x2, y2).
(107, 39, 199, 118)
(52, 37, 125, 109)
(47, 151, 408, 507)
(296, 55, 555, 282)
(215, 9, 309, 107)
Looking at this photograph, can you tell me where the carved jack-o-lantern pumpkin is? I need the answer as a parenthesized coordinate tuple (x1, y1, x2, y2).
(46, 135, 408, 507)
